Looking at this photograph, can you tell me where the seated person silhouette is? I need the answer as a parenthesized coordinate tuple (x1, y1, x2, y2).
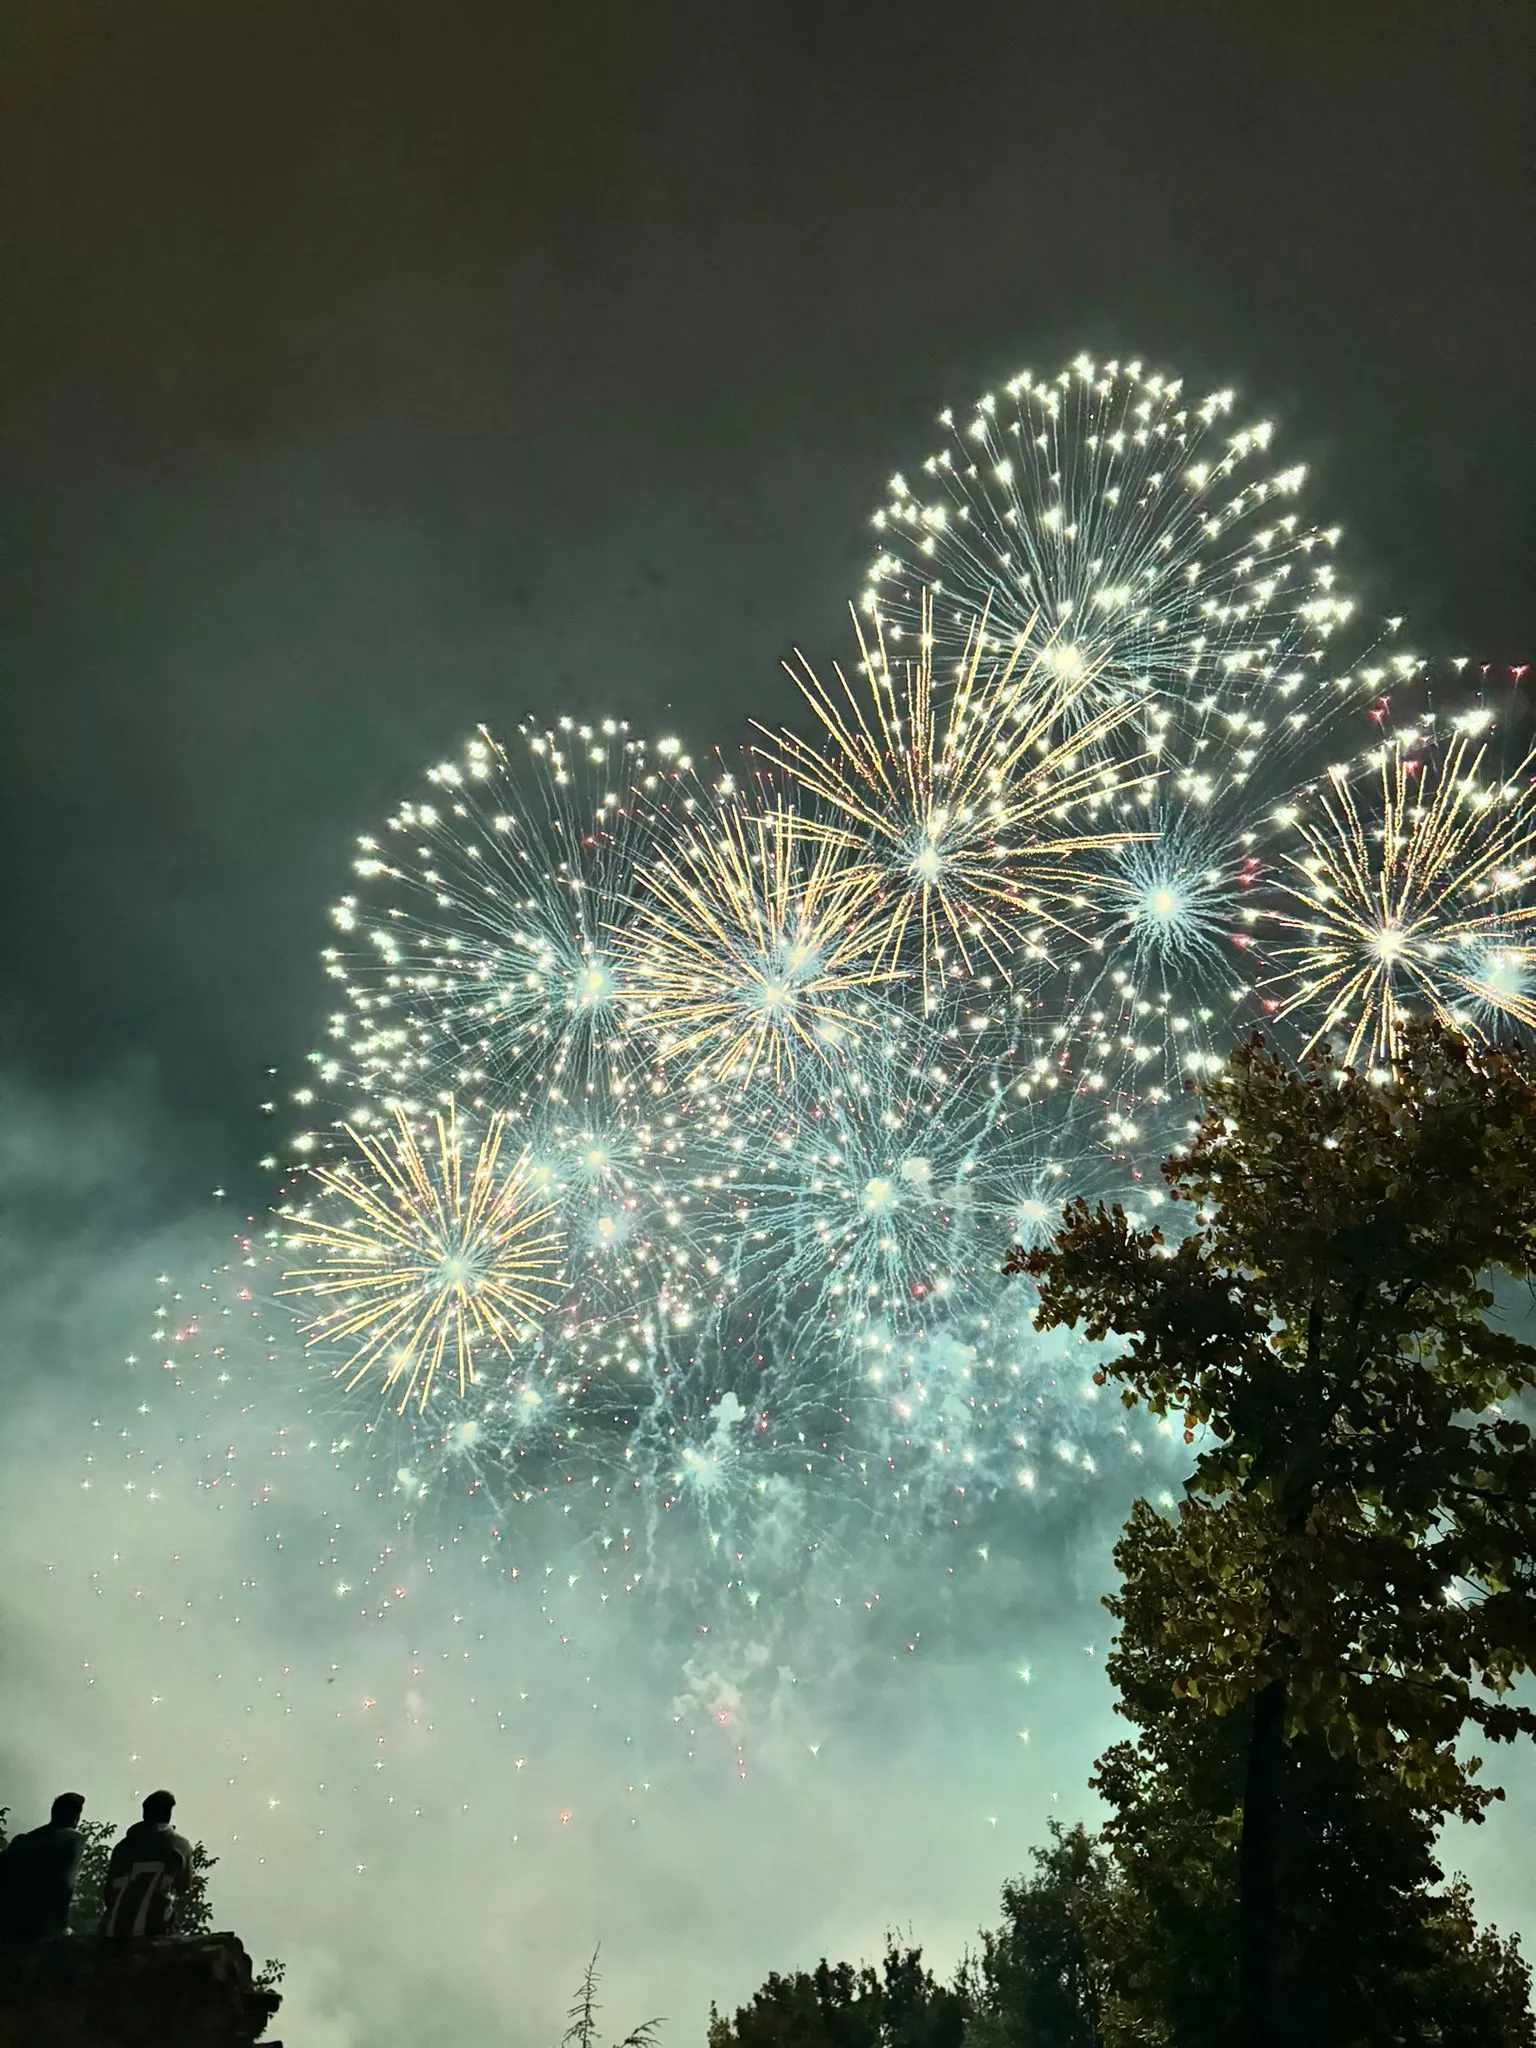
(101, 1790, 192, 1939)
(0, 1792, 87, 1940)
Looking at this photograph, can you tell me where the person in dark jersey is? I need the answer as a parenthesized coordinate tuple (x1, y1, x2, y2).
(0, 1792, 87, 1940)
(101, 1789, 192, 1939)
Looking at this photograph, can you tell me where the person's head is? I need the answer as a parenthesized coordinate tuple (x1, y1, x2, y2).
(50, 1793, 84, 1828)
(141, 1790, 175, 1826)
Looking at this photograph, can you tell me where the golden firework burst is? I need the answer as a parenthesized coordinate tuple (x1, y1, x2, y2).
(1260, 732, 1536, 1066)
(280, 1106, 564, 1412)
(617, 801, 891, 1085)
(755, 597, 1151, 1004)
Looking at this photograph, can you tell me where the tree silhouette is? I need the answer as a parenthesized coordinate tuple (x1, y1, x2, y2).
(709, 1943, 964, 2048)
(1091, 1498, 1534, 2044)
(561, 1948, 662, 2048)
(964, 1823, 1113, 2048)
(1012, 1022, 1536, 2046)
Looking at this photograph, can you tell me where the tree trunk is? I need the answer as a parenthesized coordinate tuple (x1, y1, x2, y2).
(1239, 1678, 1287, 2048)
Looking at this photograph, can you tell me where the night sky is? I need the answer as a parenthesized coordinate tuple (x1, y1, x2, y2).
(3, 0, 1532, 1172)
(1, 8, 1534, 2042)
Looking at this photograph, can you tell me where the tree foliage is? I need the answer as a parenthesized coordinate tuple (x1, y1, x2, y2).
(707, 1845, 1114, 2048)
(708, 1943, 965, 2048)
(561, 1948, 663, 2048)
(1091, 1499, 1535, 2046)
(964, 1824, 1114, 2048)
(1012, 1023, 1536, 1794)
(703, 1030, 1536, 2048)
(1010, 1021, 1536, 2041)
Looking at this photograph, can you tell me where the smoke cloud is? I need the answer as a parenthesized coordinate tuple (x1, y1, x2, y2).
(1, 1066, 1531, 2045)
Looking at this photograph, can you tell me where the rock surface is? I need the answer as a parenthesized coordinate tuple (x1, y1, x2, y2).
(0, 1930, 281, 2047)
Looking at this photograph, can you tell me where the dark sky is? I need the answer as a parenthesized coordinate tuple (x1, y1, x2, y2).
(3, 0, 1533, 1178)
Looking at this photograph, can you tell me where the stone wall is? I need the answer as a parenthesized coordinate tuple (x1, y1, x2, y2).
(0, 1930, 281, 2047)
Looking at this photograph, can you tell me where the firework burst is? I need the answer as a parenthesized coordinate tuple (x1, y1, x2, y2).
(1259, 731, 1536, 1065)
(78, 348, 1536, 1873)
(1049, 782, 1268, 1099)
(759, 599, 1151, 1005)
(687, 1023, 1035, 1373)
(219, 353, 1536, 1605)
(617, 797, 894, 1085)
(281, 1106, 565, 1411)
(304, 720, 688, 1145)
(611, 1325, 873, 1576)
(864, 353, 1365, 761)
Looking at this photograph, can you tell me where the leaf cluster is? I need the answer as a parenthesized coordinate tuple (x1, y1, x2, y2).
(1090, 1501, 1536, 2045)
(962, 1823, 1113, 2048)
(708, 1943, 965, 2048)
(1012, 1023, 1536, 1815)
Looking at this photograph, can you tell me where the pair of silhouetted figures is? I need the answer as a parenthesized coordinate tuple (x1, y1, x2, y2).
(0, 1790, 194, 1944)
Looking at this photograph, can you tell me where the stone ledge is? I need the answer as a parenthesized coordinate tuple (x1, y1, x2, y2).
(0, 1929, 281, 2048)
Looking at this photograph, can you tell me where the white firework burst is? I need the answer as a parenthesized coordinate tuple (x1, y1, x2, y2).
(865, 353, 1384, 767)
(302, 721, 690, 1146)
